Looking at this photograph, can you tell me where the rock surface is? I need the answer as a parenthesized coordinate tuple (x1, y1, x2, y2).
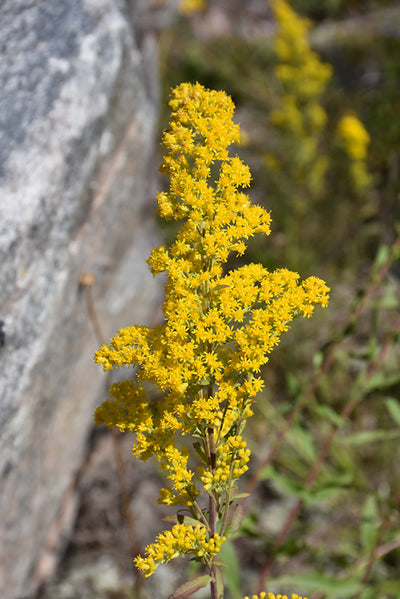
(0, 1, 162, 597)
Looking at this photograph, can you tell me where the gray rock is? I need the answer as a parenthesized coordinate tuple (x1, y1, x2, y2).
(0, 1, 163, 597)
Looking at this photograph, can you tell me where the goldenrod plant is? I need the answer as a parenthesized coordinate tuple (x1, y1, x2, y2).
(265, 0, 371, 270)
(267, 0, 332, 199)
(152, 2, 400, 596)
(94, 82, 328, 599)
(245, 595, 307, 599)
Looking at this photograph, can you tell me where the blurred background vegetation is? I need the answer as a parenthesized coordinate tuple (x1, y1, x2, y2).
(154, 1, 400, 598)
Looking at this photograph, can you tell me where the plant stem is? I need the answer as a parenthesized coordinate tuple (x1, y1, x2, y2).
(207, 425, 220, 599)
(208, 426, 217, 533)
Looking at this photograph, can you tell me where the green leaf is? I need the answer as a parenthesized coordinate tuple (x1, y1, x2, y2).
(385, 397, 400, 426)
(273, 572, 362, 596)
(224, 503, 246, 537)
(286, 372, 301, 396)
(338, 429, 400, 445)
(374, 285, 399, 309)
(231, 492, 250, 500)
(163, 514, 200, 527)
(259, 465, 302, 495)
(289, 424, 317, 462)
(312, 350, 324, 369)
(372, 244, 390, 273)
(215, 566, 225, 599)
(259, 464, 352, 506)
(306, 483, 349, 504)
(168, 575, 213, 599)
(361, 496, 379, 556)
(316, 470, 353, 490)
(218, 540, 242, 599)
(365, 371, 400, 393)
(359, 587, 377, 599)
(193, 441, 207, 462)
(258, 465, 313, 504)
(377, 578, 400, 594)
(211, 284, 231, 293)
(312, 404, 343, 427)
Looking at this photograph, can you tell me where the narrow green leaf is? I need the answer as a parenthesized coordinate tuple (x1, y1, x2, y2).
(377, 578, 400, 594)
(317, 471, 353, 489)
(211, 284, 231, 293)
(338, 429, 400, 445)
(274, 572, 362, 596)
(231, 492, 250, 500)
(193, 441, 207, 462)
(374, 285, 399, 308)
(372, 244, 390, 272)
(259, 465, 298, 493)
(219, 540, 242, 599)
(224, 503, 246, 537)
(359, 587, 376, 599)
(289, 424, 317, 462)
(361, 496, 378, 555)
(258, 465, 313, 503)
(286, 372, 301, 395)
(215, 566, 225, 599)
(168, 575, 213, 599)
(312, 404, 343, 427)
(312, 350, 323, 369)
(385, 397, 400, 426)
(163, 514, 200, 527)
(365, 372, 400, 393)
(306, 484, 346, 504)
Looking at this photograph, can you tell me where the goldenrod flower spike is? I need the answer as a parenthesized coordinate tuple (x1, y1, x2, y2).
(94, 82, 329, 593)
(242, 594, 308, 599)
(336, 112, 371, 191)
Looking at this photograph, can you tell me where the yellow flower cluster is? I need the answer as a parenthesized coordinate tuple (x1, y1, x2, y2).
(337, 114, 370, 161)
(134, 523, 226, 576)
(94, 81, 329, 579)
(267, 0, 371, 201)
(156, 444, 199, 507)
(336, 113, 371, 191)
(198, 435, 250, 492)
(267, 0, 332, 197)
(179, 0, 206, 15)
(243, 594, 308, 599)
(271, 0, 332, 103)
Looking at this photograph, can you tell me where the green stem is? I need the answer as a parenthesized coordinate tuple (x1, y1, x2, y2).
(207, 426, 219, 599)
(208, 426, 217, 531)
(193, 500, 210, 529)
(220, 401, 247, 537)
